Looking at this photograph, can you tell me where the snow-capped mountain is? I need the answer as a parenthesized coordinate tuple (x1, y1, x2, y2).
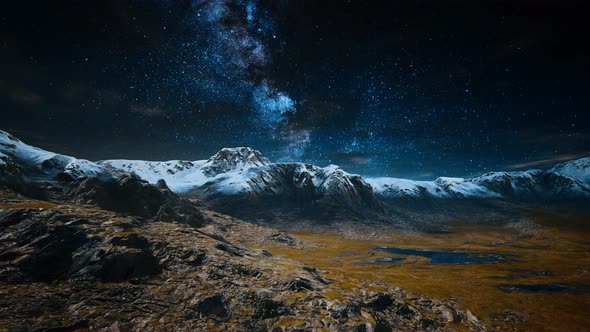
(1, 130, 589, 211)
(0, 130, 112, 182)
(100, 148, 379, 209)
(368, 160, 590, 200)
(98, 145, 590, 207)
(0, 130, 204, 224)
(97, 147, 272, 193)
(0, 131, 378, 212)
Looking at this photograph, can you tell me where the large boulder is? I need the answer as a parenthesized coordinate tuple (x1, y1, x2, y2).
(67, 174, 206, 226)
(0, 210, 88, 281)
(71, 244, 161, 282)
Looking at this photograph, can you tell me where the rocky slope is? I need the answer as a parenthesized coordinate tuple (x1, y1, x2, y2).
(0, 130, 491, 330)
(0, 130, 204, 226)
(0, 182, 485, 331)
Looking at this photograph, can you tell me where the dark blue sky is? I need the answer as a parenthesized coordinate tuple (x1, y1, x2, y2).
(1, 0, 588, 179)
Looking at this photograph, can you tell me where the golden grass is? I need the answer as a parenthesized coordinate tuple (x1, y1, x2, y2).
(266, 213, 590, 331)
(0, 201, 58, 209)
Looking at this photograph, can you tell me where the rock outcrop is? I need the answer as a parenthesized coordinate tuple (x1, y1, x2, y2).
(0, 188, 486, 331)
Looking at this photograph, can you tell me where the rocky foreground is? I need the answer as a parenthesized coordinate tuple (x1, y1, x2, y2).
(0, 187, 485, 331)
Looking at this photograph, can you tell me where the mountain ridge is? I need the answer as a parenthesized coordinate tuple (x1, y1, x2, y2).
(1, 130, 589, 213)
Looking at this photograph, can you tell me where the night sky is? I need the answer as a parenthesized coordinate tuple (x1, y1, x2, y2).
(1, 1, 588, 179)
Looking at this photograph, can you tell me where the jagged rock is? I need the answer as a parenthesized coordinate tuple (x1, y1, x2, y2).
(155, 198, 205, 227)
(244, 289, 290, 319)
(214, 242, 246, 256)
(15, 226, 87, 281)
(418, 318, 438, 330)
(465, 310, 480, 325)
(0, 154, 45, 198)
(0, 210, 88, 281)
(269, 232, 298, 245)
(352, 323, 374, 332)
(105, 233, 150, 250)
(180, 250, 206, 266)
(0, 209, 28, 228)
(72, 245, 161, 282)
(195, 294, 229, 320)
(329, 301, 362, 319)
(373, 313, 393, 331)
(66, 172, 206, 227)
(394, 302, 417, 320)
(365, 293, 394, 311)
(67, 173, 168, 217)
(156, 179, 170, 190)
(302, 265, 330, 284)
(284, 277, 315, 291)
(35, 320, 91, 332)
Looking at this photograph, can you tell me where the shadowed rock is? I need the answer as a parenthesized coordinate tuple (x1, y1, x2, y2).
(67, 174, 206, 227)
(71, 245, 161, 282)
(195, 294, 229, 320)
(244, 289, 290, 319)
(329, 301, 362, 318)
(284, 277, 315, 291)
(0, 210, 88, 281)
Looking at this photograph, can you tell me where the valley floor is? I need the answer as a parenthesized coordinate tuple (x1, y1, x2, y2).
(266, 213, 590, 331)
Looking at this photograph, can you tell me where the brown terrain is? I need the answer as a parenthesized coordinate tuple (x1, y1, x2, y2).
(1, 184, 589, 331)
(268, 214, 590, 332)
(0, 187, 486, 331)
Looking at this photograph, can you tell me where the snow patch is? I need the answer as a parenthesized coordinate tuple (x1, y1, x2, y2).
(0, 130, 109, 179)
(550, 157, 590, 182)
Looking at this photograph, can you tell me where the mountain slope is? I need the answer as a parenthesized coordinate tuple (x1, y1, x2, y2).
(368, 162, 590, 201)
(100, 149, 381, 212)
(2, 130, 589, 218)
(98, 146, 590, 202)
(0, 130, 109, 181)
(0, 130, 205, 225)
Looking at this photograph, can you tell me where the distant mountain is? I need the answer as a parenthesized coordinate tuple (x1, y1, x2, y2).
(0, 130, 204, 226)
(368, 160, 590, 200)
(99, 149, 380, 212)
(1, 130, 589, 221)
(98, 145, 590, 203)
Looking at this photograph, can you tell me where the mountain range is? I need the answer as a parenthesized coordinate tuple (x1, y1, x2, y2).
(1, 130, 589, 227)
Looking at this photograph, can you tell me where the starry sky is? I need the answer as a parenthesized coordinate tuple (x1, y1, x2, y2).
(1, 0, 589, 179)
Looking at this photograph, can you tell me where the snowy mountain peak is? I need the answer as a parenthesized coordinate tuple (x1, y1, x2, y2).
(1, 130, 57, 165)
(0, 130, 108, 179)
(549, 156, 590, 182)
(1, 130, 590, 205)
(203, 147, 270, 175)
(0, 130, 18, 143)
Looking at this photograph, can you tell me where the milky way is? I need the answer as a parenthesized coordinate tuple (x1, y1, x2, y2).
(1, 1, 588, 178)
(175, 0, 303, 157)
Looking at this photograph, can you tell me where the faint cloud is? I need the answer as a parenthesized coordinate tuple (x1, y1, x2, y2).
(131, 105, 166, 117)
(415, 172, 434, 179)
(63, 85, 86, 104)
(96, 89, 123, 107)
(0, 81, 44, 105)
(332, 152, 372, 165)
(508, 153, 589, 169)
(10, 88, 43, 105)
